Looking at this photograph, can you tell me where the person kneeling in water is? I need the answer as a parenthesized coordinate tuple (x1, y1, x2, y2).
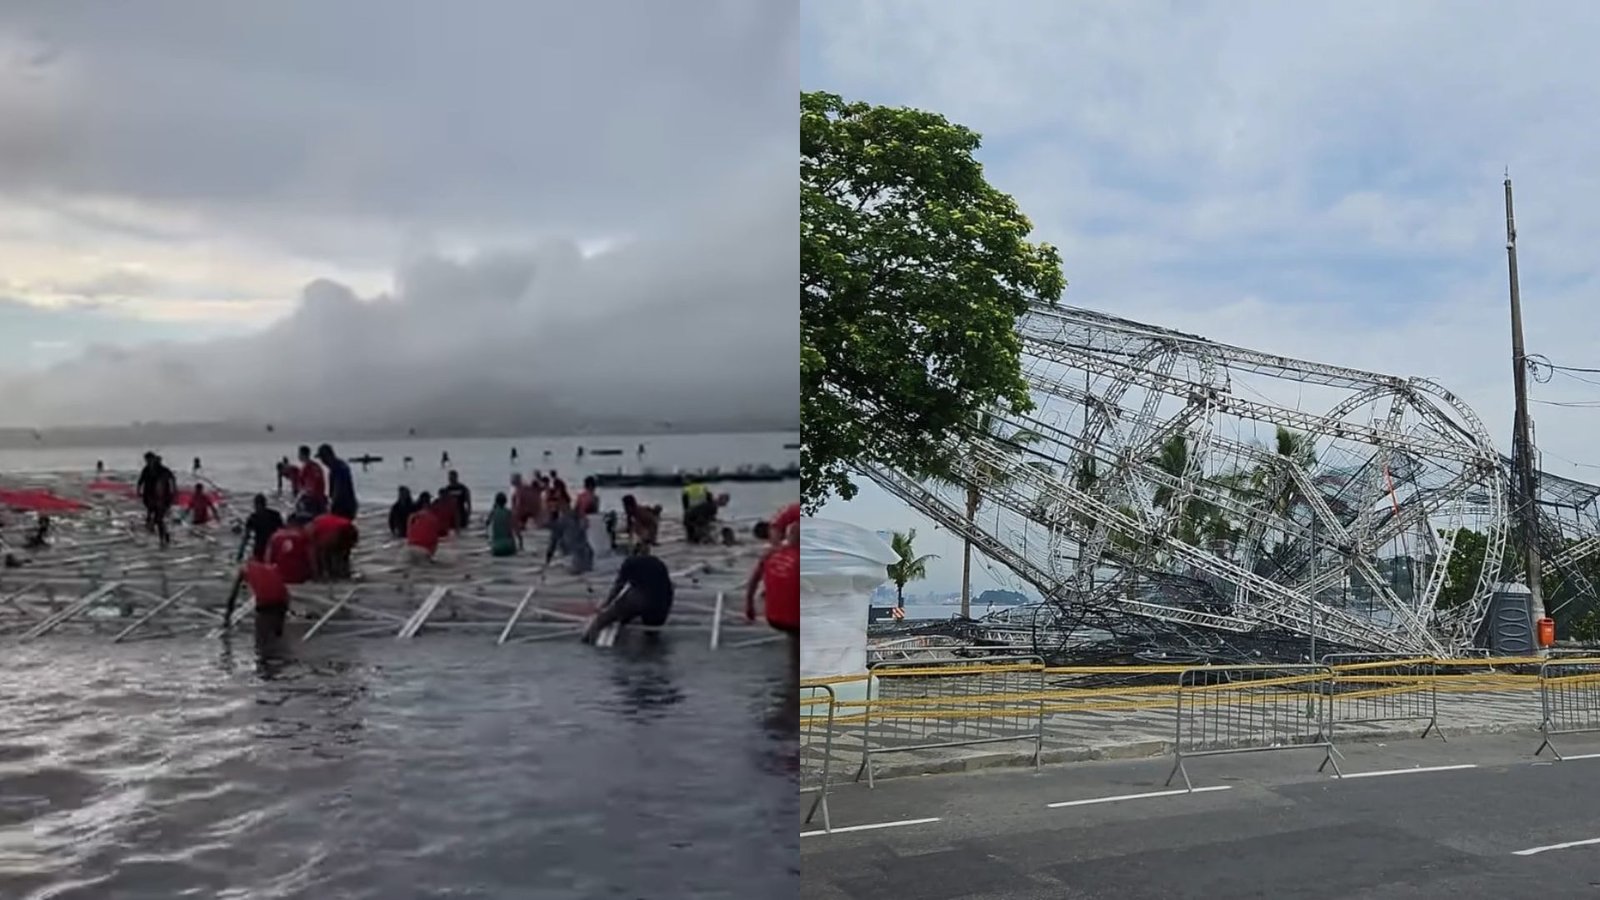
(309, 513, 359, 580)
(582, 543, 674, 644)
(405, 492, 442, 565)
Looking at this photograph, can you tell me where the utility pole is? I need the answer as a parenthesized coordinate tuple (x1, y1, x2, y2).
(1505, 173, 1545, 621)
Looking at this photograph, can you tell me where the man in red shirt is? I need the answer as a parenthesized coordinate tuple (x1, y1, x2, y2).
(243, 560, 290, 644)
(294, 444, 328, 520)
(267, 526, 313, 585)
(406, 502, 443, 565)
(428, 494, 460, 536)
(189, 484, 218, 526)
(746, 504, 800, 650)
(310, 513, 359, 580)
(770, 502, 800, 541)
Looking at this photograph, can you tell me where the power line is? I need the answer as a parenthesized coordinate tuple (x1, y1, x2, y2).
(1529, 353, 1600, 375)
(1551, 368, 1600, 389)
(1535, 447, 1600, 471)
(1548, 361, 1600, 374)
(1531, 398, 1600, 408)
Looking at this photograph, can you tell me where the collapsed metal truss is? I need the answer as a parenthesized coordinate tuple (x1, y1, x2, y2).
(869, 303, 1600, 656)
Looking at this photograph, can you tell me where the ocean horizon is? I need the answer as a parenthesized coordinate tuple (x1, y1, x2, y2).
(0, 429, 799, 522)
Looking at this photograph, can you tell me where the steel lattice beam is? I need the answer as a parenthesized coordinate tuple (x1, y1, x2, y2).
(871, 304, 1600, 657)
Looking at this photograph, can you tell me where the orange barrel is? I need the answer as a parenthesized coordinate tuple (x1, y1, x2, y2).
(1538, 616, 1557, 648)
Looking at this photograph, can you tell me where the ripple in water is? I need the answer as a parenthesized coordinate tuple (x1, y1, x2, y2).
(0, 635, 798, 899)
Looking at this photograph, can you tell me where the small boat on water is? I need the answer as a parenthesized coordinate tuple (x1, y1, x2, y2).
(592, 463, 800, 489)
(589, 448, 625, 457)
(782, 442, 800, 450)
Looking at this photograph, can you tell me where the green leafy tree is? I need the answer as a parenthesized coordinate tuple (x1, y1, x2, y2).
(1434, 528, 1515, 612)
(801, 91, 1065, 511)
(1540, 536, 1600, 638)
(1569, 607, 1600, 642)
(886, 528, 938, 608)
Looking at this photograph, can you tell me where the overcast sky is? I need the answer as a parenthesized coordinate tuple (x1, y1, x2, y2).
(806, 0, 1600, 597)
(0, 1, 797, 428)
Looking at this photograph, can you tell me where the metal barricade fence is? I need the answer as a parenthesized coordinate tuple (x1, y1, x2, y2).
(1535, 657, 1600, 760)
(1322, 653, 1442, 741)
(800, 684, 836, 832)
(856, 656, 1046, 788)
(1167, 664, 1340, 791)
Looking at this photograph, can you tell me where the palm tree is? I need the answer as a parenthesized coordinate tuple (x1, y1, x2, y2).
(886, 528, 939, 608)
(1215, 425, 1318, 571)
(1147, 432, 1229, 549)
(1262, 426, 1318, 548)
(958, 409, 1042, 618)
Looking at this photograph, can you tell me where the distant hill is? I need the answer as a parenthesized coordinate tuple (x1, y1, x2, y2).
(975, 589, 1031, 607)
(874, 586, 1038, 608)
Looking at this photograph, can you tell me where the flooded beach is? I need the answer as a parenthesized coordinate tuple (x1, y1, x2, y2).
(0, 636, 798, 899)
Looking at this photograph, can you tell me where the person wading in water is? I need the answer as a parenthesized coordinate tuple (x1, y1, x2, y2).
(582, 542, 675, 644)
(136, 452, 178, 548)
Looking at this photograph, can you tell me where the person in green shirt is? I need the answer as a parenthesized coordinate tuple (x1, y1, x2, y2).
(487, 491, 517, 557)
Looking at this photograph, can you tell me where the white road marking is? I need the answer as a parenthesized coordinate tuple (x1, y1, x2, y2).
(1515, 836, 1600, 856)
(1550, 752, 1600, 761)
(1046, 785, 1231, 808)
(801, 817, 942, 838)
(1342, 764, 1478, 779)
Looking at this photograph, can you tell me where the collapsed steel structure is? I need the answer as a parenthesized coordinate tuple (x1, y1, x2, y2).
(868, 303, 1600, 659)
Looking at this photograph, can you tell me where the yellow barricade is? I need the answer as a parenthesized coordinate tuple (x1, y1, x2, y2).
(800, 685, 836, 832)
(855, 656, 1046, 788)
(1167, 664, 1339, 791)
(1322, 653, 1443, 742)
(1536, 658, 1600, 759)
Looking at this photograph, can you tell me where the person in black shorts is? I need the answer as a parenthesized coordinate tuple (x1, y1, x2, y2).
(582, 543, 674, 643)
(136, 451, 178, 547)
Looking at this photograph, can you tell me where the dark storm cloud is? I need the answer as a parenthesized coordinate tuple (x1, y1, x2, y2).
(0, 0, 798, 429)
(0, 0, 794, 234)
(2, 163, 798, 429)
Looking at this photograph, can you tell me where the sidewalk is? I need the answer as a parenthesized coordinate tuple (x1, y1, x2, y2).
(810, 688, 1542, 782)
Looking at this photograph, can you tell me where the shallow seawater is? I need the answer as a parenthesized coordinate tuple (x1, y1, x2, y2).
(0, 635, 798, 899)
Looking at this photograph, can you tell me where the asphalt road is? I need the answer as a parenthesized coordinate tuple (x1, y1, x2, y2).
(802, 730, 1600, 899)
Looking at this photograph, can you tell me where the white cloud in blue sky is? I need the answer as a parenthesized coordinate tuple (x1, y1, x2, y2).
(805, 0, 1600, 596)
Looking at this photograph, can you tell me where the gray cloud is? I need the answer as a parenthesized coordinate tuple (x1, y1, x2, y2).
(0, 163, 797, 429)
(0, 0, 797, 430)
(0, 1, 795, 238)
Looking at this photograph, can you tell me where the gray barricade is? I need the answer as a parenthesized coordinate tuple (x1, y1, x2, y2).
(1535, 657, 1600, 760)
(857, 656, 1045, 788)
(1322, 653, 1443, 742)
(801, 684, 837, 832)
(1167, 664, 1340, 791)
